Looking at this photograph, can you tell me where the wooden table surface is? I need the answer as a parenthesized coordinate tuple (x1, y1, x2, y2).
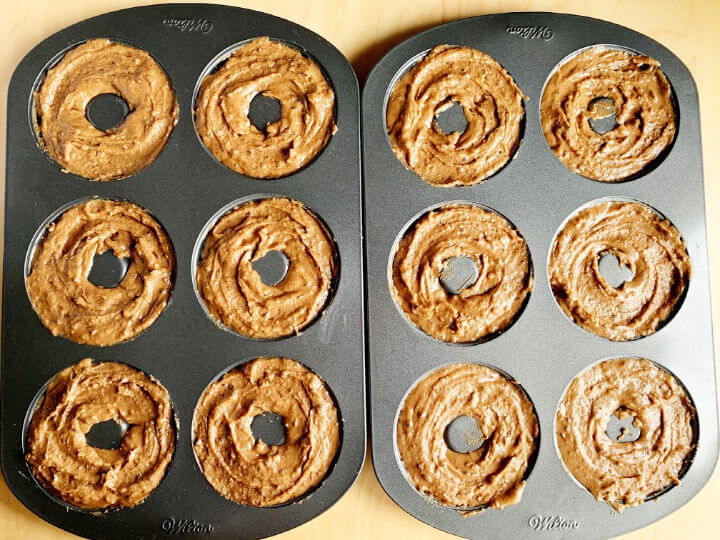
(1, 1, 718, 538)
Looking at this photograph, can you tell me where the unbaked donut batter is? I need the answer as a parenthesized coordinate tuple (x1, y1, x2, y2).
(396, 363, 538, 509)
(193, 357, 340, 507)
(195, 198, 337, 339)
(25, 198, 175, 347)
(392, 204, 532, 343)
(556, 358, 695, 511)
(26, 359, 176, 509)
(194, 37, 335, 178)
(35, 39, 178, 181)
(541, 47, 675, 181)
(548, 200, 691, 341)
(387, 45, 524, 186)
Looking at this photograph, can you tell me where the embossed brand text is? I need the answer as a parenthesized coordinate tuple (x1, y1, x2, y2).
(162, 18, 214, 34)
(528, 514, 579, 531)
(505, 25, 554, 40)
(162, 518, 215, 534)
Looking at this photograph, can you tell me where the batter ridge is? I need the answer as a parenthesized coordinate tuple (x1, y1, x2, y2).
(192, 357, 340, 507)
(548, 200, 691, 341)
(386, 44, 525, 186)
(25, 359, 176, 510)
(34, 38, 178, 181)
(391, 203, 532, 343)
(556, 357, 696, 511)
(194, 37, 336, 178)
(195, 197, 337, 339)
(396, 363, 538, 509)
(540, 46, 675, 181)
(25, 198, 175, 347)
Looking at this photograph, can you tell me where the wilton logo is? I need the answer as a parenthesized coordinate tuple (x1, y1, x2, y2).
(161, 518, 216, 534)
(162, 18, 214, 34)
(528, 514, 580, 531)
(505, 25, 554, 41)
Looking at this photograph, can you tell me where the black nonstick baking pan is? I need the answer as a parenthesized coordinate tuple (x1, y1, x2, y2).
(2, 4, 364, 539)
(362, 12, 717, 539)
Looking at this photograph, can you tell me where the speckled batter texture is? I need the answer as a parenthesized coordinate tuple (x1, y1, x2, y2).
(396, 363, 538, 509)
(26, 359, 175, 509)
(26, 199, 175, 346)
(392, 204, 532, 343)
(387, 45, 524, 186)
(548, 200, 690, 341)
(541, 47, 675, 181)
(194, 37, 335, 178)
(193, 357, 339, 506)
(556, 358, 695, 511)
(35, 39, 178, 181)
(195, 198, 337, 339)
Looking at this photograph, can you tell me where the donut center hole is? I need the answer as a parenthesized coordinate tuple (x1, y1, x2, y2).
(439, 256, 479, 295)
(248, 93, 282, 133)
(598, 252, 633, 288)
(88, 250, 131, 288)
(252, 250, 289, 286)
(434, 100, 468, 136)
(606, 408, 641, 443)
(86, 93, 130, 132)
(588, 97, 617, 135)
(444, 415, 485, 453)
(85, 419, 129, 450)
(251, 412, 286, 446)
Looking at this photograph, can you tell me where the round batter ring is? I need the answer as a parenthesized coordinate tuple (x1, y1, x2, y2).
(195, 197, 338, 340)
(34, 38, 178, 181)
(25, 198, 176, 347)
(556, 357, 696, 511)
(25, 359, 176, 510)
(548, 199, 691, 341)
(192, 357, 340, 507)
(396, 363, 539, 509)
(540, 46, 676, 182)
(391, 203, 533, 343)
(386, 44, 525, 187)
(194, 37, 336, 179)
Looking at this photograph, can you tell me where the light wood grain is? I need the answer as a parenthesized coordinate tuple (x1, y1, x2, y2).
(1, 1, 718, 538)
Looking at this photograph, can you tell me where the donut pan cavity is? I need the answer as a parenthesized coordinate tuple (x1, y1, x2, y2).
(2, 4, 364, 539)
(363, 12, 717, 539)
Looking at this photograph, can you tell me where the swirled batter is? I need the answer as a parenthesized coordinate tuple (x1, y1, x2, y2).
(392, 204, 532, 343)
(386, 45, 524, 186)
(193, 357, 340, 507)
(196, 198, 337, 339)
(556, 358, 695, 511)
(541, 47, 675, 181)
(26, 359, 176, 509)
(397, 363, 538, 509)
(548, 200, 690, 341)
(26, 199, 175, 346)
(35, 39, 178, 181)
(194, 37, 335, 178)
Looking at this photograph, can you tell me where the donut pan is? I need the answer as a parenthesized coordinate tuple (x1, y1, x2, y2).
(362, 12, 718, 539)
(1, 4, 364, 539)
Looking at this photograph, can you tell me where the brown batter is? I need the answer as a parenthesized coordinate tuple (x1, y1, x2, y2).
(26, 198, 175, 347)
(556, 358, 695, 511)
(540, 47, 675, 181)
(396, 363, 538, 509)
(386, 45, 524, 187)
(193, 357, 340, 507)
(194, 37, 335, 178)
(35, 39, 178, 181)
(26, 359, 176, 509)
(548, 200, 691, 341)
(196, 198, 337, 339)
(392, 204, 532, 343)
